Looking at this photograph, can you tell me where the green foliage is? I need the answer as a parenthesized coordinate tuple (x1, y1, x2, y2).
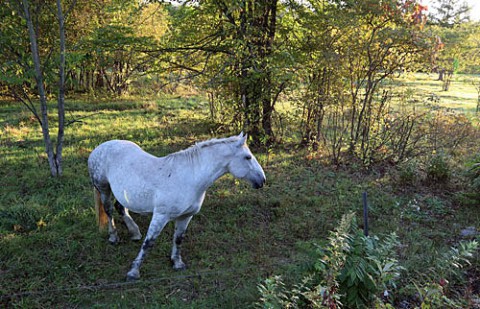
(257, 276, 293, 309)
(436, 240, 478, 281)
(338, 232, 403, 308)
(258, 214, 479, 309)
(293, 0, 434, 165)
(0, 0, 65, 96)
(411, 240, 479, 308)
(428, 22, 480, 83)
(72, 1, 169, 96)
(465, 156, 480, 190)
(4, 0, 479, 149)
(426, 153, 451, 183)
(398, 159, 422, 186)
(428, 0, 471, 27)
(0, 98, 479, 307)
(460, 156, 480, 204)
(257, 213, 404, 308)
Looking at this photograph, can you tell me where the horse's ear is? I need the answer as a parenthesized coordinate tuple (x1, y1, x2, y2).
(243, 133, 248, 143)
(237, 132, 247, 146)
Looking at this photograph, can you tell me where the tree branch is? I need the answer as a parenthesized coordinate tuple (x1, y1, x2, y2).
(65, 112, 102, 127)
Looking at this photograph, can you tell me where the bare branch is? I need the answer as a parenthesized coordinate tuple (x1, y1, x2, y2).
(65, 112, 103, 127)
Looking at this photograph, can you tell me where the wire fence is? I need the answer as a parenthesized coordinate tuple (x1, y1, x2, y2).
(0, 262, 278, 304)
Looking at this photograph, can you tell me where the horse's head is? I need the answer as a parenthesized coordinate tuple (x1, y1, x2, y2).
(227, 132, 266, 189)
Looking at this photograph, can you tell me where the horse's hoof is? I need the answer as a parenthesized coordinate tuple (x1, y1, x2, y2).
(126, 270, 140, 281)
(126, 275, 139, 282)
(172, 262, 187, 271)
(171, 256, 187, 271)
(108, 234, 120, 245)
(130, 234, 142, 241)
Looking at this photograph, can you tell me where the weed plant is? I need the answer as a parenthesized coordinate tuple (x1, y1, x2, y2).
(258, 215, 478, 309)
(257, 213, 405, 308)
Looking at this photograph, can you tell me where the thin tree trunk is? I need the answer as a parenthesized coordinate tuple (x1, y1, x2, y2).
(22, 0, 59, 176)
(55, 0, 66, 176)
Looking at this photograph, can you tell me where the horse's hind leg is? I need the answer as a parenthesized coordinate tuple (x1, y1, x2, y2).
(114, 201, 142, 241)
(171, 215, 192, 271)
(99, 189, 119, 244)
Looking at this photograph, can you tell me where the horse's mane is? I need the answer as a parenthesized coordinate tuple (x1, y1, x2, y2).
(195, 135, 241, 149)
(165, 135, 241, 163)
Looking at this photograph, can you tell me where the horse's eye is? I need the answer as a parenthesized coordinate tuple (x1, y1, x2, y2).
(245, 155, 252, 160)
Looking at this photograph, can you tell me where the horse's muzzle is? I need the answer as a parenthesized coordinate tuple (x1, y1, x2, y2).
(252, 176, 266, 189)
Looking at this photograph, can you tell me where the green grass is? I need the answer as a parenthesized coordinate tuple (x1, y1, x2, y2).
(393, 72, 480, 114)
(1, 79, 479, 307)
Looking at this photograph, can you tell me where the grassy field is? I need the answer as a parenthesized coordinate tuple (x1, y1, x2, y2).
(1, 74, 479, 308)
(393, 72, 480, 114)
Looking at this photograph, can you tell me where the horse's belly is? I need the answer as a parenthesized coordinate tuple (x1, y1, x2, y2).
(174, 192, 205, 217)
(112, 186, 156, 213)
(110, 174, 206, 218)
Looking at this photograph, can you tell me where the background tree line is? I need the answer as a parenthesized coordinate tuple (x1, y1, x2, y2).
(1, 0, 479, 175)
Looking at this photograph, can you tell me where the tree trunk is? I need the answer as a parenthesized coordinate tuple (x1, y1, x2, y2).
(240, 0, 278, 144)
(22, 0, 60, 176)
(55, 0, 66, 176)
(442, 70, 452, 91)
(260, 1, 277, 145)
(20, 0, 67, 177)
(438, 68, 444, 81)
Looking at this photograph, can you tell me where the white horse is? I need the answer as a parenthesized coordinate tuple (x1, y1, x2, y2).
(88, 132, 266, 281)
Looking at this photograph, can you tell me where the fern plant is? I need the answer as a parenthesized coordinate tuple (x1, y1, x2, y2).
(337, 226, 403, 307)
(413, 240, 479, 308)
(257, 213, 404, 308)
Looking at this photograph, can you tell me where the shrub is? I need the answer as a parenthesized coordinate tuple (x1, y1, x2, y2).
(456, 155, 480, 206)
(398, 159, 422, 186)
(257, 213, 404, 308)
(426, 153, 451, 183)
(411, 241, 479, 308)
(338, 232, 403, 308)
(466, 156, 480, 192)
(257, 214, 478, 308)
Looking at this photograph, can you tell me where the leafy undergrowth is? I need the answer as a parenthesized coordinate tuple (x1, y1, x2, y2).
(1, 98, 479, 308)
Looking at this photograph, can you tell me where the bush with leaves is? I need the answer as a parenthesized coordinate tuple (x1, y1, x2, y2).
(257, 213, 404, 308)
(426, 152, 451, 184)
(398, 159, 422, 186)
(464, 156, 480, 201)
(337, 232, 403, 307)
(410, 240, 479, 308)
(257, 213, 478, 308)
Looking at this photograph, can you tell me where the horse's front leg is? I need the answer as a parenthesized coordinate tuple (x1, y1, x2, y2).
(126, 212, 169, 281)
(171, 215, 193, 270)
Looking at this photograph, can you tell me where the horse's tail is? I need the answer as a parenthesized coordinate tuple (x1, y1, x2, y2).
(94, 187, 108, 231)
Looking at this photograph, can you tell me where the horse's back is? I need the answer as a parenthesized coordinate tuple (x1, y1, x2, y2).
(88, 140, 146, 183)
(90, 140, 140, 160)
(89, 140, 169, 213)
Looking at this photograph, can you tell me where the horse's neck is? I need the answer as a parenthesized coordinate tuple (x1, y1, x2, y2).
(192, 146, 230, 191)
